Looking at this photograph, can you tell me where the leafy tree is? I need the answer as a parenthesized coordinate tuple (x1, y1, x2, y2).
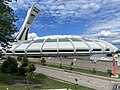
(92, 68, 96, 74)
(18, 57, 36, 76)
(70, 61, 74, 70)
(40, 57, 46, 65)
(18, 57, 28, 75)
(107, 69, 112, 77)
(1, 56, 18, 73)
(22, 57, 29, 66)
(0, 0, 18, 47)
(17, 56, 22, 61)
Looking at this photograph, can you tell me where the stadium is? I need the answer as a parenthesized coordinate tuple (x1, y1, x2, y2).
(6, 35, 118, 57)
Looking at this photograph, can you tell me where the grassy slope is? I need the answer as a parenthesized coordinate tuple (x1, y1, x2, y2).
(0, 70, 93, 90)
(44, 64, 110, 77)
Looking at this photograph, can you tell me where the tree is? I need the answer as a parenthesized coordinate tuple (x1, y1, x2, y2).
(18, 57, 36, 76)
(18, 57, 29, 75)
(0, 0, 18, 47)
(17, 56, 22, 61)
(40, 57, 46, 65)
(25, 63, 36, 85)
(70, 61, 74, 70)
(1, 56, 18, 73)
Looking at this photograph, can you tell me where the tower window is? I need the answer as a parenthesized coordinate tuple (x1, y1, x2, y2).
(27, 14, 35, 24)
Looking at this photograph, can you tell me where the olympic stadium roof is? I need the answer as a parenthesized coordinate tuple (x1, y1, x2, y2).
(6, 35, 118, 57)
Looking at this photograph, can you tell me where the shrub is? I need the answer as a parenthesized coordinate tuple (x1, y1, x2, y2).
(27, 63, 36, 72)
(1, 56, 18, 73)
(22, 57, 29, 66)
(107, 69, 112, 76)
(41, 58, 46, 65)
(70, 61, 74, 70)
(18, 57, 29, 75)
(18, 57, 36, 76)
(25, 64, 36, 85)
(59, 63, 62, 68)
(17, 56, 22, 61)
(92, 68, 96, 73)
(18, 65, 27, 76)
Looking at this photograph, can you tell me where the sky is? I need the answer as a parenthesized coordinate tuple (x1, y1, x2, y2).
(8, 0, 120, 48)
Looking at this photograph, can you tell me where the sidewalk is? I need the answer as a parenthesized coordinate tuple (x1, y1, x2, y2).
(35, 65, 119, 90)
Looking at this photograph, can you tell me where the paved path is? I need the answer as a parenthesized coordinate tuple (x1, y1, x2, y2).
(35, 65, 120, 90)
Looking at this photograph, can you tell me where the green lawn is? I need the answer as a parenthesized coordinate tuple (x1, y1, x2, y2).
(42, 63, 110, 77)
(0, 70, 93, 90)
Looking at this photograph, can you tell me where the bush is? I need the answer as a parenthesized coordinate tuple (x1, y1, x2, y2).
(92, 68, 96, 73)
(18, 57, 29, 75)
(70, 61, 74, 70)
(59, 63, 62, 68)
(1, 56, 18, 73)
(107, 69, 112, 76)
(22, 57, 29, 66)
(41, 58, 46, 65)
(18, 57, 36, 76)
(17, 56, 22, 61)
(25, 63, 36, 85)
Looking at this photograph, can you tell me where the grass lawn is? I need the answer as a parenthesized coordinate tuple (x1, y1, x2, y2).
(41, 63, 110, 77)
(0, 70, 93, 90)
(68, 56, 90, 60)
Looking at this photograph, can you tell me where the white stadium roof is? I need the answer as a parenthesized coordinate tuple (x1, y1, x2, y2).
(6, 35, 118, 57)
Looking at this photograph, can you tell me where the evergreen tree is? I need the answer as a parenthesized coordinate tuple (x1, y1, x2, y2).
(0, 0, 17, 47)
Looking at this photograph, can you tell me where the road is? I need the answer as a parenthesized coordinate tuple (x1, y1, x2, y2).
(35, 65, 120, 90)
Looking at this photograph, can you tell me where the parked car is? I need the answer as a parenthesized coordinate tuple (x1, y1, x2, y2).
(113, 84, 120, 90)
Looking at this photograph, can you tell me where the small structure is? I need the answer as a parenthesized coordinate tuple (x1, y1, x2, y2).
(111, 55, 119, 78)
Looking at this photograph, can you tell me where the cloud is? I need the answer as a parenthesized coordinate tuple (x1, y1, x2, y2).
(88, 17, 120, 32)
(82, 30, 120, 48)
(8, 0, 37, 10)
(98, 30, 111, 37)
(12, 32, 38, 40)
(8, 0, 120, 23)
(97, 30, 119, 37)
(8, 0, 102, 21)
(112, 39, 120, 44)
(82, 30, 119, 38)
(86, 1, 120, 32)
(8, 0, 120, 28)
(28, 32, 38, 39)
